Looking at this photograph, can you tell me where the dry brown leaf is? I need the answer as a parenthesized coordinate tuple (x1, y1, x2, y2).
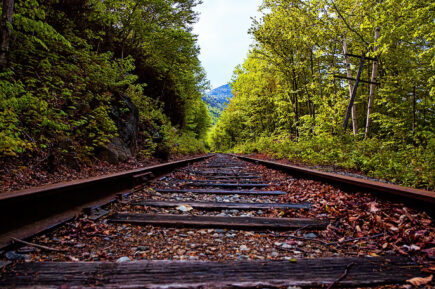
(406, 274, 433, 286)
(375, 215, 382, 223)
(369, 202, 379, 213)
(349, 216, 358, 222)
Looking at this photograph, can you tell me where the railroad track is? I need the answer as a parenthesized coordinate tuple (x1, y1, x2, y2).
(1, 154, 433, 288)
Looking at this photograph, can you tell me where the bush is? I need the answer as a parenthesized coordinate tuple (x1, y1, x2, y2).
(231, 135, 434, 190)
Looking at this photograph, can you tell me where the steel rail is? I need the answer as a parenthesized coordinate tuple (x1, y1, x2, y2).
(232, 154, 435, 207)
(0, 154, 213, 249)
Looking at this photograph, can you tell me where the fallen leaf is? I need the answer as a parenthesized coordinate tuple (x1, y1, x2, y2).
(406, 275, 432, 286)
(422, 247, 435, 259)
(389, 226, 399, 232)
(422, 266, 435, 273)
(375, 215, 382, 223)
(68, 256, 79, 262)
(369, 202, 379, 213)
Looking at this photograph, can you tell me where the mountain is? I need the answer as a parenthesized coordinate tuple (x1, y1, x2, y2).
(203, 84, 233, 125)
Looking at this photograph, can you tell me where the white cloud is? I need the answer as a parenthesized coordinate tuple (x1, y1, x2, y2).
(193, 0, 263, 89)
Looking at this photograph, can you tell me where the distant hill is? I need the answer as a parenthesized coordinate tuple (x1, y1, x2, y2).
(203, 84, 233, 125)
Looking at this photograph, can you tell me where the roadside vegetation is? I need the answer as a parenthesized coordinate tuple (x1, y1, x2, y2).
(209, 0, 434, 189)
(0, 0, 210, 169)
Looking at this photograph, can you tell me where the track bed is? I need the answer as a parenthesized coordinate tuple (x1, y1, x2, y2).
(1, 154, 433, 288)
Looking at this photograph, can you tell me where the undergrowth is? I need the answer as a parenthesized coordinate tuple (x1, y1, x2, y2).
(231, 135, 434, 190)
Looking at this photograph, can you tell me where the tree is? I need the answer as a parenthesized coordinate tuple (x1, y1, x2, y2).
(0, 0, 14, 70)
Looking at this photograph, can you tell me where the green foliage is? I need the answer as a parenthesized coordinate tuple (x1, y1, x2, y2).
(173, 131, 207, 155)
(231, 136, 434, 190)
(0, 0, 210, 161)
(210, 0, 434, 189)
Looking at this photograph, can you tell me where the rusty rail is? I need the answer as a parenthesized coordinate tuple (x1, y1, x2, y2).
(232, 154, 435, 208)
(0, 154, 213, 249)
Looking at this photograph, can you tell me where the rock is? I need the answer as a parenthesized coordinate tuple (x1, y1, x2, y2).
(116, 256, 131, 263)
(176, 204, 193, 212)
(239, 245, 249, 251)
(303, 233, 318, 239)
(97, 94, 139, 164)
(5, 251, 26, 261)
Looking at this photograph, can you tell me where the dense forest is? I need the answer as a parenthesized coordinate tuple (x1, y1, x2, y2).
(0, 0, 210, 167)
(1, 0, 433, 190)
(209, 0, 434, 189)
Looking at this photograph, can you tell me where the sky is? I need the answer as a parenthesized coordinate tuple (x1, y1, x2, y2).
(193, 0, 263, 90)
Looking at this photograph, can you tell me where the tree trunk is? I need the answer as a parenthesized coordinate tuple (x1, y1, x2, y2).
(342, 38, 358, 135)
(343, 54, 364, 130)
(412, 86, 416, 136)
(0, 0, 14, 71)
(364, 27, 380, 138)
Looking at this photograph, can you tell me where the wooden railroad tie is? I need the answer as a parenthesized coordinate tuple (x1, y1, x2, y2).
(156, 188, 286, 195)
(108, 213, 328, 230)
(170, 178, 266, 184)
(206, 175, 262, 180)
(0, 257, 422, 288)
(136, 200, 311, 210)
(179, 182, 271, 188)
(192, 172, 260, 176)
